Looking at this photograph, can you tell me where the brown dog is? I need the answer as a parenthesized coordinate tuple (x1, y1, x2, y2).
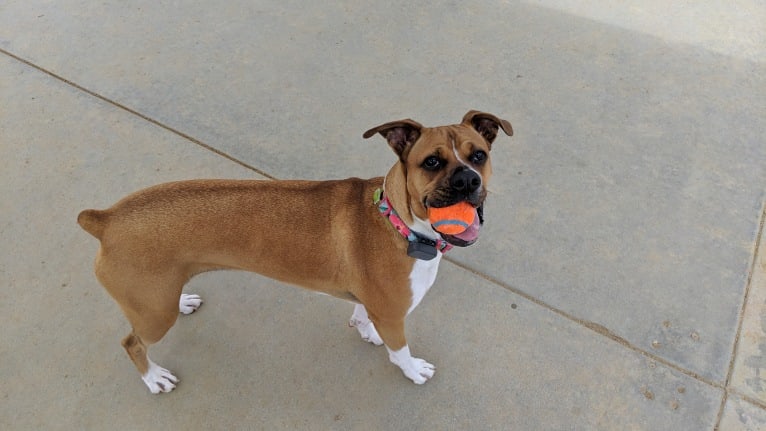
(78, 110, 512, 393)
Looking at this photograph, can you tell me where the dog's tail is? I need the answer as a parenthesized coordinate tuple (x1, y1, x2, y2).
(77, 209, 109, 239)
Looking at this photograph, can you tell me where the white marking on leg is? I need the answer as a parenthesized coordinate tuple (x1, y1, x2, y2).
(179, 293, 203, 315)
(141, 357, 179, 394)
(349, 304, 383, 345)
(407, 253, 441, 315)
(386, 345, 435, 384)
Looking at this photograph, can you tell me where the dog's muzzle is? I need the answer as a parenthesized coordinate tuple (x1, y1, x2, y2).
(427, 168, 487, 247)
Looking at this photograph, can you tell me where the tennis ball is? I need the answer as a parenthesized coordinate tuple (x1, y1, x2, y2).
(428, 202, 476, 235)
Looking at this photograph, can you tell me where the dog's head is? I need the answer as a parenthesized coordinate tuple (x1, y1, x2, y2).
(364, 110, 513, 246)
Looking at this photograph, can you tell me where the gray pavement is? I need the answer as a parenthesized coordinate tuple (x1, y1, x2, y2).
(1, 1, 765, 430)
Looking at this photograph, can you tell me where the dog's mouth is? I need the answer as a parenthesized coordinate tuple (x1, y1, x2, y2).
(440, 204, 483, 247)
(425, 197, 485, 247)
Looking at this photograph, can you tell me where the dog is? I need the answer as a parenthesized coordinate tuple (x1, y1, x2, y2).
(78, 110, 512, 393)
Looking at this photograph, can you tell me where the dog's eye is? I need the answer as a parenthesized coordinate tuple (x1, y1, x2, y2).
(469, 150, 487, 164)
(422, 156, 442, 171)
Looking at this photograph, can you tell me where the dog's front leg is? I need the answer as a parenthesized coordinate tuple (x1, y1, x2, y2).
(369, 316, 435, 384)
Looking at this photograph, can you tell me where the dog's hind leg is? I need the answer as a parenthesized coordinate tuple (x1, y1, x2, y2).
(121, 329, 178, 394)
(95, 252, 188, 393)
(119, 299, 183, 393)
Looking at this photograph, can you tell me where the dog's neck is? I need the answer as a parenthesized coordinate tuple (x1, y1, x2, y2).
(377, 167, 452, 261)
(383, 163, 412, 223)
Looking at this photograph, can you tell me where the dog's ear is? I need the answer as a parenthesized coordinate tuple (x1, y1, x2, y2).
(363, 119, 423, 160)
(462, 110, 513, 147)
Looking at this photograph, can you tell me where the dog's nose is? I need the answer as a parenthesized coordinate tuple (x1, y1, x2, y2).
(450, 168, 481, 194)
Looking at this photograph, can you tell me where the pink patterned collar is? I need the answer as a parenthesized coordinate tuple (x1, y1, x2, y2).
(374, 188, 452, 260)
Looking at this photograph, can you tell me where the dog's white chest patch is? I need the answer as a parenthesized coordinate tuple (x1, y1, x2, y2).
(407, 254, 441, 314)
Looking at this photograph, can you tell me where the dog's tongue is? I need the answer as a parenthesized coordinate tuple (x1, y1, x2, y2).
(453, 209, 481, 242)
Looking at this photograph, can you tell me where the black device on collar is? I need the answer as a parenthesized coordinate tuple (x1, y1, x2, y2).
(407, 236, 439, 260)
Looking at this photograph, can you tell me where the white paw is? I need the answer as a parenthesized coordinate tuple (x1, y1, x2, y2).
(387, 345, 436, 384)
(401, 357, 436, 384)
(179, 293, 203, 315)
(349, 318, 384, 346)
(348, 304, 384, 346)
(142, 360, 178, 394)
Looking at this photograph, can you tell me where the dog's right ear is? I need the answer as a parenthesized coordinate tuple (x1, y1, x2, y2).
(363, 119, 423, 160)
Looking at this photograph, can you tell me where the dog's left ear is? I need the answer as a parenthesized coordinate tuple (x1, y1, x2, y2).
(462, 110, 513, 147)
(363, 119, 424, 161)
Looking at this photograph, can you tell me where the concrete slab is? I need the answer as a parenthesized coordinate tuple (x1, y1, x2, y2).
(526, 0, 766, 62)
(730, 212, 766, 406)
(0, 39, 724, 431)
(719, 394, 766, 431)
(1, 1, 764, 385)
(0, 53, 726, 427)
(2, 0, 766, 429)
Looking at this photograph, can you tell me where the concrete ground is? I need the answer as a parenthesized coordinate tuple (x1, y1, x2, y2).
(1, 1, 765, 429)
